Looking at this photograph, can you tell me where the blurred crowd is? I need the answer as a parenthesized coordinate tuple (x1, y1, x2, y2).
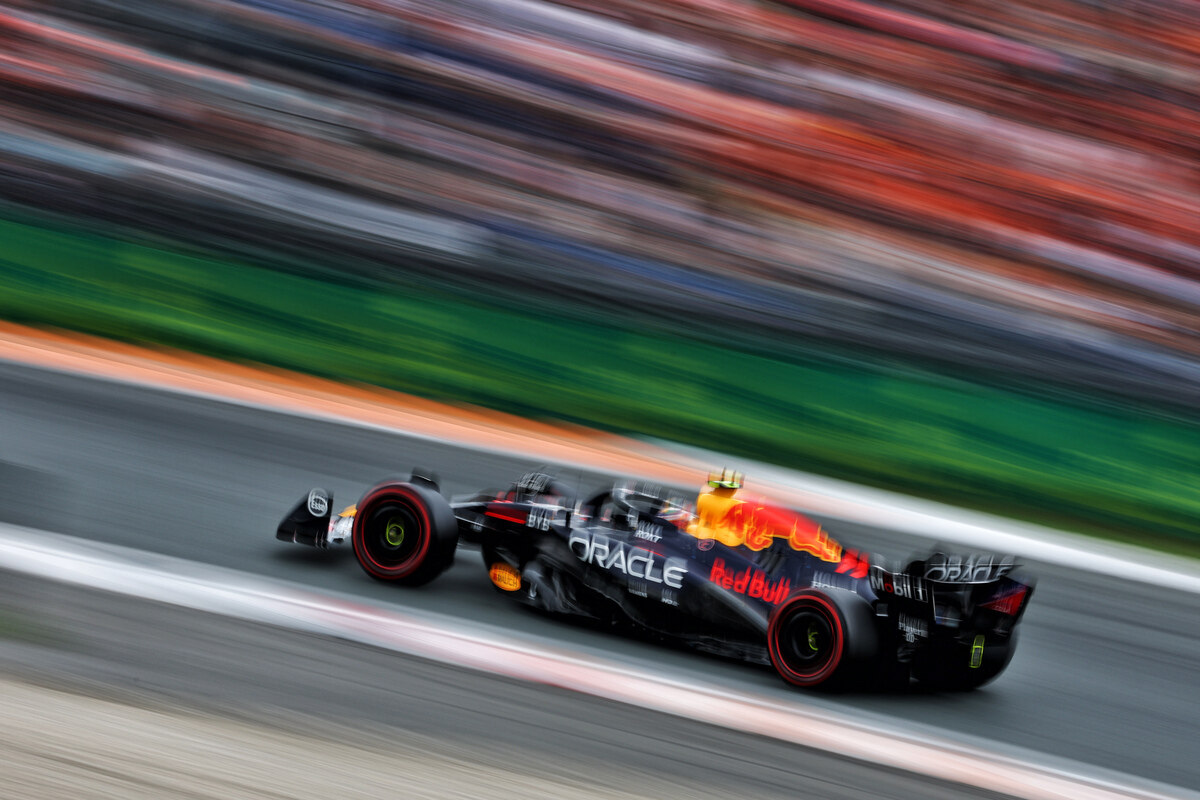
(4, 0, 1200, 405)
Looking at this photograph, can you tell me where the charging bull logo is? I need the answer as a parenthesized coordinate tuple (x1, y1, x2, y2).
(687, 494, 842, 562)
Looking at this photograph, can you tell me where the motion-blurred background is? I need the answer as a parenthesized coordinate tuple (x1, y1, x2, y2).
(3, 0, 1200, 554)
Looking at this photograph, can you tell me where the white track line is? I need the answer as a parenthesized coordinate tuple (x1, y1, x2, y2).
(0, 526, 1192, 800)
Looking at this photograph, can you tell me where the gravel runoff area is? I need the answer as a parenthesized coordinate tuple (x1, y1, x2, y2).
(2, 676, 702, 800)
(1, 676, 623, 800)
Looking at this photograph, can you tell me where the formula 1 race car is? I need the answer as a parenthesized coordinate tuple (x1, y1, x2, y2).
(277, 469, 1035, 691)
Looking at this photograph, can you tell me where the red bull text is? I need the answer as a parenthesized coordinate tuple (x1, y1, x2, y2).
(710, 559, 791, 604)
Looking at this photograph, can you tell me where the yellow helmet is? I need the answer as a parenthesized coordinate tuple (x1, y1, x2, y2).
(707, 468, 744, 489)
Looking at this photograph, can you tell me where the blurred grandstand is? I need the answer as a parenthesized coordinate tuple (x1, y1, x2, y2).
(5, 0, 1200, 406)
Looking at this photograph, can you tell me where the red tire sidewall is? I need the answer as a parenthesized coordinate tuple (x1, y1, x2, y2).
(353, 484, 433, 580)
(768, 592, 846, 687)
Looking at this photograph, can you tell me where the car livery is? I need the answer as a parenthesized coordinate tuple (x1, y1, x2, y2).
(277, 470, 1035, 691)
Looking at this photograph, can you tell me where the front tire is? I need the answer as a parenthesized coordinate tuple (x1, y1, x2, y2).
(352, 481, 458, 585)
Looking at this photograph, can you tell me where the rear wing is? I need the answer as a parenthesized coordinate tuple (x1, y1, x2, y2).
(870, 551, 1035, 625)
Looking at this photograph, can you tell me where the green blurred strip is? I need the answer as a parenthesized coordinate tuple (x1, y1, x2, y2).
(2, 215, 1199, 556)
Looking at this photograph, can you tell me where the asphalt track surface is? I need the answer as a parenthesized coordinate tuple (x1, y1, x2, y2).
(1, 361, 1198, 794)
(0, 569, 1020, 800)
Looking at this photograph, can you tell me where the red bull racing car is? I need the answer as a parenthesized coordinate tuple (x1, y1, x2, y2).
(277, 469, 1035, 691)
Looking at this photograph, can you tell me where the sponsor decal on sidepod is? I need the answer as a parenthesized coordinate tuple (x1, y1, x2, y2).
(569, 533, 687, 589)
(709, 559, 791, 604)
(489, 562, 522, 591)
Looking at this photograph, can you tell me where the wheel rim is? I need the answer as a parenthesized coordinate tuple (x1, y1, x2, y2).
(385, 519, 406, 548)
(361, 502, 423, 569)
(780, 608, 836, 675)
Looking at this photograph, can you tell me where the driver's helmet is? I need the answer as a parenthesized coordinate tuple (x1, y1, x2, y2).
(707, 468, 744, 490)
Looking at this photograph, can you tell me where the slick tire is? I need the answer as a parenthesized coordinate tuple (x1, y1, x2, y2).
(352, 481, 458, 585)
(914, 630, 1018, 692)
(768, 590, 877, 690)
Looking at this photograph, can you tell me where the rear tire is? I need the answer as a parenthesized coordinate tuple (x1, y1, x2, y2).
(352, 481, 458, 585)
(768, 590, 877, 690)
